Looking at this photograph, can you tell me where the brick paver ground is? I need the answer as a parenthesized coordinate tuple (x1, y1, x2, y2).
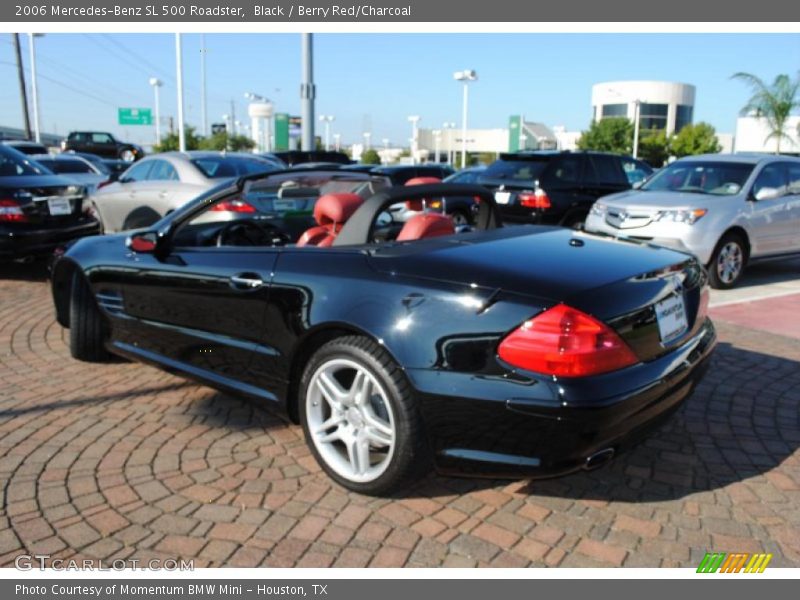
(1, 261, 799, 568)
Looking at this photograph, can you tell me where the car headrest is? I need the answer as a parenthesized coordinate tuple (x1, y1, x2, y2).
(404, 177, 442, 210)
(396, 213, 455, 242)
(313, 193, 364, 229)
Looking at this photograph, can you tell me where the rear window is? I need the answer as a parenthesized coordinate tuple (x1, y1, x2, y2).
(38, 158, 95, 174)
(481, 159, 548, 183)
(191, 157, 278, 179)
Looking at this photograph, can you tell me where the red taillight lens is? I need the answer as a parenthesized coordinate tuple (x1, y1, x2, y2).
(498, 304, 638, 377)
(0, 199, 28, 223)
(211, 199, 256, 213)
(519, 188, 551, 209)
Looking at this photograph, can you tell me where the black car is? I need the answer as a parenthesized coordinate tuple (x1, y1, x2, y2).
(51, 169, 715, 495)
(1, 140, 50, 155)
(273, 150, 352, 166)
(0, 145, 100, 259)
(481, 151, 653, 229)
(371, 164, 456, 185)
(62, 131, 144, 162)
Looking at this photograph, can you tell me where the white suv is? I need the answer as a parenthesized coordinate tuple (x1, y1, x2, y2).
(584, 154, 800, 288)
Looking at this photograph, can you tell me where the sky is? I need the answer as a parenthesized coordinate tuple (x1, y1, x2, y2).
(1, 33, 799, 147)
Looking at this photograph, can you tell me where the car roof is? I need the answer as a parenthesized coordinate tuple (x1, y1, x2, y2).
(675, 153, 800, 165)
(1, 140, 44, 146)
(156, 151, 270, 160)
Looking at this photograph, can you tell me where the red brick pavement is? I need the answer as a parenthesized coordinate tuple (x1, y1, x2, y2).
(1, 262, 799, 567)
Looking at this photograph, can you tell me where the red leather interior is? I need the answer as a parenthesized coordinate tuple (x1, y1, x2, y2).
(297, 193, 364, 247)
(396, 213, 455, 242)
(404, 177, 442, 211)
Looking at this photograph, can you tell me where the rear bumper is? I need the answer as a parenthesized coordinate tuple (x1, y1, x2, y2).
(0, 219, 101, 259)
(409, 318, 716, 478)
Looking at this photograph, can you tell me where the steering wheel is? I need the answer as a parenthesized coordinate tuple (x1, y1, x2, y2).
(215, 220, 291, 247)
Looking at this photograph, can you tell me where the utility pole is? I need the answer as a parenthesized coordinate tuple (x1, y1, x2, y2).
(230, 100, 237, 136)
(300, 33, 315, 151)
(200, 34, 208, 137)
(12, 34, 31, 140)
(28, 33, 42, 143)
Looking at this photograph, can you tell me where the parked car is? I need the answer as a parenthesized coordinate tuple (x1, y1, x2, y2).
(61, 131, 144, 162)
(29, 153, 110, 194)
(1, 140, 50, 155)
(0, 144, 99, 260)
(585, 154, 800, 289)
(444, 165, 487, 184)
(273, 150, 352, 166)
(51, 170, 716, 495)
(480, 151, 653, 229)
(371, 164, 456, 185)
(89, 151, 283, 233)
(64, 151, 116, 178)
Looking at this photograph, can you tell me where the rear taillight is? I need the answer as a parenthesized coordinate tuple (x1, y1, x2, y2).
(498, 304, 638, 377)
(0, 199, 28, 223)
(211, 199, 256, 213)
(519, 188, 551, 209)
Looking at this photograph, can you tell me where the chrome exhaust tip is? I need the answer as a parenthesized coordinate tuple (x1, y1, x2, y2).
(584, 448, 615, 470)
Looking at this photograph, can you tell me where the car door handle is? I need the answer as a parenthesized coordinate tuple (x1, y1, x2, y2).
(230, 273, 265, 290)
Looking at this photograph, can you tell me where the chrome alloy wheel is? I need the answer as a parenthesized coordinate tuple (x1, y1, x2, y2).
(716, 241, 744, 284)
(305, 358, 396, 483)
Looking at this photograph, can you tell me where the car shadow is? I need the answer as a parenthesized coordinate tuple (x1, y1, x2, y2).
(0, 258, 50, 282)
(720, 256, 800, 290)
(402, 340, 800, 502)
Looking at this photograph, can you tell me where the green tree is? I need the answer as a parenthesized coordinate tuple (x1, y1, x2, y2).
(637, 130, 670, 167)
(732, 71, 800, 154)
(577, 118, 633, 154)
(477, 152, 497, 165)
(360, 149, 382, 165)
(669, 122, 722, 158)
(197, 132, 255, 152)
(154, 126, 201, 152)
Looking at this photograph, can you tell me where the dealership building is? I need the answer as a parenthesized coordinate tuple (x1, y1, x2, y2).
(591, 80, 696, 136)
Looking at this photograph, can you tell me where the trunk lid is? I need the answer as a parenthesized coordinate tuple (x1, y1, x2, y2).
(0, 176, 86, 228)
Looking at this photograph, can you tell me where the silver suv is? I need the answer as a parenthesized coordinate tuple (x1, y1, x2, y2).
(584, 154, 800, 288)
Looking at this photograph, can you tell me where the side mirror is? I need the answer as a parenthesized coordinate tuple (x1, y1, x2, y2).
(127, 231, 158, 253)
(754, 186, 782, 201)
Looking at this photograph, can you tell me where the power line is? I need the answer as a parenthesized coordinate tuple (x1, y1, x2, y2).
(99, 34, 175, 83)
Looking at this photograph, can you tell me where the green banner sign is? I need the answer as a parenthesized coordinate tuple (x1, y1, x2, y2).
(274, 112, 290, 151)
(118, 107, 153, 126)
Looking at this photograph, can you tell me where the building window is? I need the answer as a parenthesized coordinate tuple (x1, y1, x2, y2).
(638, 103, 668, 131)
(675, 105, 693, 132)
(601, 103, 628, 118)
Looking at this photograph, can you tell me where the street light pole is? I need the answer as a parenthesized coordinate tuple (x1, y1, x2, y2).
(333, 133, 341, 152)
(300, 34, 315, 151)
(453, 70, 477, 169)
(149, 78, 162, 147)
(363, 132, 371, 152)
(432, 130, 441, 164)
(200, 34, 208, 137)
(319, 115, 334, 151)
(407, 115, 420, 165)
(12, 35, 31, 140)
(28, 33, 43, 143)
(175, 33, 186, 152)
(632, 99, 641, 159)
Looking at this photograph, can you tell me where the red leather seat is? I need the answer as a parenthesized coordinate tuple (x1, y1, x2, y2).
(297, 193, 364, 247)
(396, 213, 455, 242)
(404, 176, 441, 211)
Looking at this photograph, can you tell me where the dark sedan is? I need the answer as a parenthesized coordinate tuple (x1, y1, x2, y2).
(51, 169, 715, 495)
(0, 144, 100, 260)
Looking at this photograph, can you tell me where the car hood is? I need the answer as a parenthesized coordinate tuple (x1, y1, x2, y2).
(368, 226, 690, 302)
(0, 174, 82, 189)
(600, 189, 734, 210)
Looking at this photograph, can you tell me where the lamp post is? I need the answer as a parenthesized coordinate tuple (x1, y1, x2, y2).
(149, 78, 162, 147)
(453, 69, 477, 169)
(175, 33, 186, 152)
(607, 87, 643, 159)
(27, 33, 44, 143)
(333, 133, 341, 152)
(363, 132, 371, 152)
(432, 130, 441, 164)
(442, 122, 456, 164)
(407, 115, 420, 165)
(319, 115, 335, 151)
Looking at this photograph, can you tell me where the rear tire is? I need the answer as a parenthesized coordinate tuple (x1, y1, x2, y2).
(707, 233, 747, 289)
(299, 335, 430, 496)
(69, 273, 109, 362)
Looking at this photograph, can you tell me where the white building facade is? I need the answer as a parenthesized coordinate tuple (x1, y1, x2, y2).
(591, 81, 696, 136)
(734, 116, 800, 154)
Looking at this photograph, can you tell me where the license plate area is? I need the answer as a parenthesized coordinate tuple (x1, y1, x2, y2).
(47, 197, 73, 216)
(655, 293, 688, 344)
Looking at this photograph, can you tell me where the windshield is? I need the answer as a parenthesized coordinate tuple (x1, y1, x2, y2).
(641, 161, 754, 195)
(481, 159, 547, 183)
(191, 156, 279, 179)
(36, 158, 95, 174)
(0, 145, 53, 176)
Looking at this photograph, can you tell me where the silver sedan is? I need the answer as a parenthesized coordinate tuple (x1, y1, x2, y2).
(89, 151, 279, 233)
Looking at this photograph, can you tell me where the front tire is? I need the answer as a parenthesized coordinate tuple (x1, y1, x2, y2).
(119, 148, 136, 162)
(707, 233, 747, 289)
(69, 273, 109, 362)
(299, 336, 429, 495)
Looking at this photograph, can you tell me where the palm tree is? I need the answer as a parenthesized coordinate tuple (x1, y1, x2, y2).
(732, 72, 800, 154)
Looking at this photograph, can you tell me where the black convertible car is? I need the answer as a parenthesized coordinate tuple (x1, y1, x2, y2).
(51, 169, 716, 495)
